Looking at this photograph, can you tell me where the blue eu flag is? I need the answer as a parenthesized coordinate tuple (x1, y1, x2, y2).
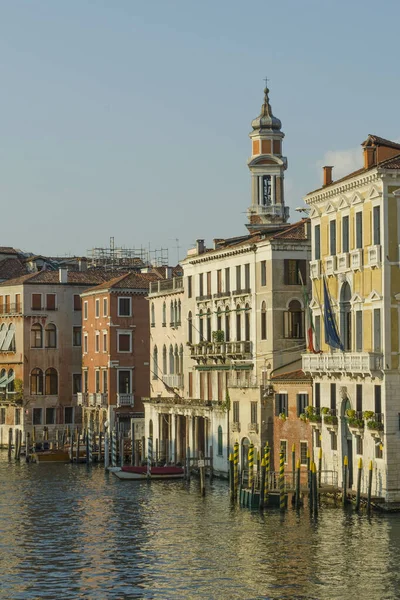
(323, 277, 344, 351)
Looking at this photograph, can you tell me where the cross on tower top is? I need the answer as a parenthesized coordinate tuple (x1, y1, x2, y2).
(264, 76, 270, 88)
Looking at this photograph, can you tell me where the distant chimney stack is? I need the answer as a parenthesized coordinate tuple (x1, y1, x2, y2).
(364, 146, 376, 169)
(323, 166, 333, 187)
(78, 258, 87, 272)
(59, 267, 68, 284)
(166, 267, 173, 279)
(196, 239, 205, 255)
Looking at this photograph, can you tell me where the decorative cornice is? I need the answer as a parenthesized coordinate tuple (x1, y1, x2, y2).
(305, 172, 379, 206)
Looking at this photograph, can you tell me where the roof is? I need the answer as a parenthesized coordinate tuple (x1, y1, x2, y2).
(0, 269, 123, 288)
(83, 271, 160, 294)
(362, 135, 400, 150)
(271, 369, 312, 382)
(0, 247, 19, 255)
(0, 258, 27, 281)
(269, 219, 308, 241)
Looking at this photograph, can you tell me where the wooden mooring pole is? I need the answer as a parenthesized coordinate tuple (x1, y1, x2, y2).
(130, 420, 135, 466)
(104, 431, 109, 469)
(355, 457, 362, 512)
(8, 428, 12, 459)
(209, 445, 213, 483)
(367, 460, 373, 513)
(199, 451, 205, 496)
(248, 443, 254, 490)
(186, 446, 191, 482)
(291, 443, 296, 488)
(313, 462, 318, 515)
(25, 432, 30, 462)
(295, 459, 301, 509)
(264, 443, 270, 507)
(233, 442, 239, 499)
(229, 453, 234, 501)
(342, 455, 348, 506)
(259, 458, 266, 510)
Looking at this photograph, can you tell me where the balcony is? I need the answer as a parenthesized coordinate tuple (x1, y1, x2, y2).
(190, 341, 252, 362)
(248, 204, 290, 219)
(228, 376, 259, 388)
(350, 249, 363, 271)
(117, 393, 134, 408)
(213, 291, 231, 299)
(162, 374, 184, 389)
(368, 245, 381, 268)
(149, 277, 183, 296)
(324, 256, 337, 276)
(95, 393, 108, 408)
(196, 294, 212, 302)
(302, 352, 383, 375)
(0, 303, 22, 315)
(232, 288, 251, 296)
(248, 422, 259, 434)
(309, 260, 321, 279)
(77, 393, 88, 407)
(88, 393, 96, 407)
(336, 253, 350, 272)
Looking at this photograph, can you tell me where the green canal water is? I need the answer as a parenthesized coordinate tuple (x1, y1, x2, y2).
(0, 453, 399, 600)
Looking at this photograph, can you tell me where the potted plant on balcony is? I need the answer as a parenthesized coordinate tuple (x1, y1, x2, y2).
(212, 330, 224, 343)
(279, 412, 287, 421)
(367, 419, 384, 435)
(324, 410, 338, 429)
(321, 407, 330, 415)
(299, 412, 307, 423)
(305, 405, 322, 426)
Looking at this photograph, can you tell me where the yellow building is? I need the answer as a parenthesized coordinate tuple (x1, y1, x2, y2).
(302, 135, 400, 504)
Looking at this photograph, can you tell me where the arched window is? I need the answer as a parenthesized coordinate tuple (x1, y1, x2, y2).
(0, 324, 7, 349)
(179, 344, 184, 375)
(188, 311, 193, 344)
(162, 302, 166, 326)
(7, 369, 14, 393)
(151, 303, 155, 327)
(284, 300, 304, 339)
(174, 300, 178, 326)
(45, 368, 58, 395)
(217, 308, 222, 332)
(245, 304, 250, 341)
(31, 368, 43, 395)
(149, 419, 153, 439)
(0, 368, 6, 394)
(261, 301, 267, 340)
(236, 305, 241, 341)
(217, 425, 223, 456)
(45, 323, 57, 348)
(31, 323, 43, 348)
(177, 300, 181, 325)
(153, 346, 158, 379)
(174, 344, 179, 374)
(340, 282, 352, 351)
(170, 301, 174, 326)
(225, 308, 230, 342)
(162, 345, 167, 374)
(207, 309, 212, 342)
(199, 310, 204, 341)
(169, 345, 174, 374)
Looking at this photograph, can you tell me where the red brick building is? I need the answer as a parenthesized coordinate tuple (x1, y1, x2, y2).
(80, 271, 158, 433)
(271, 370, 313, 479)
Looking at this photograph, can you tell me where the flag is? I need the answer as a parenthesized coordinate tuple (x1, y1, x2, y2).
(298, 270, 318, 353)
(323, 277, 344, 351)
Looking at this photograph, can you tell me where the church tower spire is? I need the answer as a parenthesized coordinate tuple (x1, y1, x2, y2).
(247, 83, 289, 231)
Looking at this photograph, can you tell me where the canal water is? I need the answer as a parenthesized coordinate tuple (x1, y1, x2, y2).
(0, 454, 399, 600)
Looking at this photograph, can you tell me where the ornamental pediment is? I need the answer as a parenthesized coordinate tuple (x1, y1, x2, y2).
(350, 293, 363, 304)
(392, 188, 400, 197)
(350, 191, 364, 205)
(324, 202, 337, 214)
(366, 290, 382, 302)
(309, 298, 320, 310)
(338, 196, 350, 210)
(367, 185, 381, 200)
(309, 206, 321, 219)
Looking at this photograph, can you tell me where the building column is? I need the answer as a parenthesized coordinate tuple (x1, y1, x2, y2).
(271, 175, 276, 205)
(194, 416, 199, 459)
(176, 415, 182, 464)
(170, 413, 176, 464)
(159, 413, 164, 461)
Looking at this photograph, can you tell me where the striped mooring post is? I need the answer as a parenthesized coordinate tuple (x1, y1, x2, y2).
(355, 457, 363, 512)
(279, 449, 285, 512)
(111, 430, 117, 467)
(233, 442, 239, 498)
(264, 443, 270, 505)
(248, 443, 254, 490)
(318, 447, 322, 488)
(104, 431, 109, 469)
(342, 455, 348, 506)
(87, 425, 93, 464)
(147, 437, 153, 478)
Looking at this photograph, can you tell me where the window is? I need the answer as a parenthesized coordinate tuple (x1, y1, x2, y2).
(46, 407, 56, 425)
(84, 301, 88, 320)
(46, 294, 56, 311)
(207, 371, 212, 400)
(356, 435, 363, 455)
(162, 346, 167, 374)
(244, 264, 250, 290)
(31, 294, 42, 310)
(153, 346, 158, 379)
(260, 261, 267, 286)
(330, 220, 336, 256)
(236, 265, 241, 291)
(355, 311, 363, 352)
(0, 407, 5, 424)
(373, 206, 381, 245)
(280, 440, 288, 464)
(95, 370, 100, 393)
(206, 272, 211, 296)
(199, 372, 205, 400)
(31, 323, 43, 348)
(314, 225, 321, 260)
(74, 295, 82, 311)
(342, 216, 349, 253)
(187, 276, 192, 298)
(118, 370, 131, 394)
(261, 301, 267, 340)
(373, 308, 381, 352)
(7, 369, 14, 392)
(225, 268, 230, 293)
(15, 408, 21, 426)
(30, 368, 43, 395)
(199, 310, 204, 341)
(297, 393, 308, 416)
(315, 429, 321, 448)
(283, 300, 304, 339)
(188, 312, 193, 344)
(45, 324, 57, 348)
(95, 332, 100, 353)
(83, 333, 88, 354)
(45, 368, 58, 395)
(199, 273, 204, 297)
(314, 315, 321, 352)
(151, 303, 155, 326)
(284, 260, 306, 285)
(188, 372, 193, 397)
(300, 442, 308, 465)
(73, 374, 82, 394)
(103, 298, 108, 317)
(340, 281, 352, 351)
(244, 304, 250, 341)
(103, 370, 108, 393)
(330, 383, 336, 412)
(118, 332, 131, 352)
(15, 294, 21, 313)
(162, 302, 166, 326)
(169, 345, 174, 374)
(236, 305, 241, 341)
(170, 301, 174, 326)
(233, 401, 239, 423)
(356, 212, 363, 249)
(217, 308, 222, 332)
(356, 384, 363, 414)
(217, 270, 222, 293)
(118, 297, 131, 317)
(217, 426, 223, 456)
(33, 408, 42, 425)
(103, 332, 107, 352)
(95, 299, 100, 318)
(225, 308, 230, 342)
(375, 443, 383, 459)
(250, 402, 257, 424)
(374, 385, 382, 415)
(65, 407, 74, 424)
(331, 431, 337, 451)
(275, 393, 288, 417)
(73, 326, 82, 347)
(83, 370, 88, 393)
(206, 309, 211, 342)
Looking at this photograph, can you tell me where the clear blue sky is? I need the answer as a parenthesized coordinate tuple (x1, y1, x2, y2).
(1, 0, 399, 262)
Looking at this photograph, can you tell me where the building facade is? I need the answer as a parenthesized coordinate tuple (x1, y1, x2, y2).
(302, 135, 400, 503)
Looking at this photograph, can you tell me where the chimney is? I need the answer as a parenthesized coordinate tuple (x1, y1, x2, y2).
(196, 239, 205, 255)
(166, 267, 173, 279)
(364, 146, 376, 169)
(213, 238, 224, 250)
(323, 166, 333, 186)
(59, 267, 68, 284)
(78, 258, 87, 272)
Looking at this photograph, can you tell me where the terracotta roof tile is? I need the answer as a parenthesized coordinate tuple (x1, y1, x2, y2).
(0, 258, 27, 281)
(270, 219, 309, 241)
(0, 269, 122, 287)
(84, 271, 160, 293)
(0, 247, 20, 255)
(271, 369, 311, 382)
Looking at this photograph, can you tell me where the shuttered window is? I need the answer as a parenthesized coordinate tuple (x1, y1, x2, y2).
(233, 401, 239, 423)
(73, 295, 81, 311)
(330, 220, 336, 256)
(315, 382, 320, 410)
(46, 294, 56, 310)
(118, 333, 131, 352)
(330, 383, 336, 411)
(356, 212, 363, 249)
(284, 260, 306, 285)
(314, 225, 321, 260)
(373, 206, 381, 245)
(297, 393, 308, 416)
(250, 402, 258, 424)
(373, 309, 381, 351)
(32, 294, 41, 310)
(342, 216, 349, 253)
(356, 385, 363, 413)
(275, 393, 288, 417)
(260, 261, 267, 286)
(207, 372, 212, 400)
(374, 386, 382, 415)
(355, 311, 363, 351)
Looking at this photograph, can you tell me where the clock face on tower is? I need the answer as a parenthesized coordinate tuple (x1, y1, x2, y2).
(262, 175, 272, 206)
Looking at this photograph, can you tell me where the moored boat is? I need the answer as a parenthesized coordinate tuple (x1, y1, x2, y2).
(113, 466, 185, 480)
(30, 450, 71, 464)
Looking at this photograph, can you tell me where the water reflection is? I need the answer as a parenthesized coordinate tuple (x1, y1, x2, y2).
(0, 454, 399, 599)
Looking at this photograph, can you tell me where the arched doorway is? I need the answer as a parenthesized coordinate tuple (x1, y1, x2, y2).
(340, 282, 352, 351)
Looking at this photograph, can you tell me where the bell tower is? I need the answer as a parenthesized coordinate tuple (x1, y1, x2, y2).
(247, 83, 289, 231)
